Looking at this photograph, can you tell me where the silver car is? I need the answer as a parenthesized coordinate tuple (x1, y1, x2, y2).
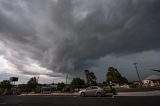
(79, 86, 105, 97)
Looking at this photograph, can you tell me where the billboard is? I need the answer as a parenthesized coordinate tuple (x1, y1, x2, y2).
(10, 77, 19, 81)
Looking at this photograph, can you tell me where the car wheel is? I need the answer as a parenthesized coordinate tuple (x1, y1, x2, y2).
(96, 92, 102, 97)
(80, 92, 85, 97)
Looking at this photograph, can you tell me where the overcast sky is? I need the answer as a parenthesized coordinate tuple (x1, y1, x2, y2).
(0, 0, 160, 84)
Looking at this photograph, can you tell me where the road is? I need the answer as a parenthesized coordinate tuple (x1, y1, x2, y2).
(0, 96, 160, 106)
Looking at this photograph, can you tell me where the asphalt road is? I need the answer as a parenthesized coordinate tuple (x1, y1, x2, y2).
(0, 96, 160, 106)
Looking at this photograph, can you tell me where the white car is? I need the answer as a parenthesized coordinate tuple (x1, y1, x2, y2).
(79, 86, 105, 97)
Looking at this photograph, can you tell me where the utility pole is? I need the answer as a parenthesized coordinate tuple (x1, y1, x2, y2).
(66, 72, 69, 85)
(133, 63, 142, 86)
(35, 64, 39, 83)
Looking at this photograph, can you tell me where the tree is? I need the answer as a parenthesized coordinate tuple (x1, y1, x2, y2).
(89, 72, 97, 86)
(106, 67, 128, 85)
(57, 82, 65, 91)
(119, 77, 128, 85)
(71, 78, 85, 89)
(18, 84, 28, 93)
(0, 80, 12, 95)
(85, 70, 97, 86)
(85, 70, 90, 85)
(0, 80, 12, 90)
(27, 77, 38, 91)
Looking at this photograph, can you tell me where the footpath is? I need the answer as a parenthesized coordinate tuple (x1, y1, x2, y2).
(117, 90, 160, 96)
(20, 92, 79, 96)
(20, 90, 160, 96)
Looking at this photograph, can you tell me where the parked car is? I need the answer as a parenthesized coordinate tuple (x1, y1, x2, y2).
(79, 86, 105, 97)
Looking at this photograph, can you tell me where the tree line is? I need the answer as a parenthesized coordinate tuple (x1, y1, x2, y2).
(0, 66, 128, 94)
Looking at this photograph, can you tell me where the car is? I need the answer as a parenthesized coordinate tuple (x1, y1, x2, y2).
(79, 86, 106, 97)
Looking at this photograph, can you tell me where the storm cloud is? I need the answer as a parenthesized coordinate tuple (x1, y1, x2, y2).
(0, 0, 160, 82)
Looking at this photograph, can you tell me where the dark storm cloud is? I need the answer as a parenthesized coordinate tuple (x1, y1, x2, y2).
(0, 10, 36, 44)
(48, 0, 160, 73)
(0, 0, 160, 77)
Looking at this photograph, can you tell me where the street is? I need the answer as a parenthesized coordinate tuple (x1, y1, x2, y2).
(0, 95, 160, 106)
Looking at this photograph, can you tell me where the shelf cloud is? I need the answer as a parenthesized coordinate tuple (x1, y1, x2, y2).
(0, 0, 160, 82)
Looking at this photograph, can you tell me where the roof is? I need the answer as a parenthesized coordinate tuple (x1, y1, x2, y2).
(144, 75, 160, 80)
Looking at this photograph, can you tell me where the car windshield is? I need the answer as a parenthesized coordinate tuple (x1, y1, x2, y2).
(86, 86, 100, 90)
(86, 87, 92, 90)
(92, 86, 98, 89)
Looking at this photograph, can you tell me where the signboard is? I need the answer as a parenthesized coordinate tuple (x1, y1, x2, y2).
(10, 77, 19, 81)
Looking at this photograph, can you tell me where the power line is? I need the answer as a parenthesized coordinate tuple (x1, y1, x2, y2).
(139, 64, 160, 69)
(138, 67, 160, 72)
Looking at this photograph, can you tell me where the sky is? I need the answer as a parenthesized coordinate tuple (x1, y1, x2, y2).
(0, 0, 160, 84)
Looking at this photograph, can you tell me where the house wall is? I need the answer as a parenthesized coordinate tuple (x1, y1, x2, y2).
(142, 80, 160, 87)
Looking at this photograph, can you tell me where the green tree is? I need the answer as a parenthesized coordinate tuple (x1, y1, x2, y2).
(119, 77, 128, 85)
(106, 67, 128, 85)
(85, 70, 97, 86)
(85, 70, 90, 85)
(27, 77, 38, 91)
(57, 82, 65, 91)
(71, 78, 85, 89)
(90, 72, 97, 86)
(62, 85, 71, 92)
(18, 84, 28, 93)
(0, 80, 12, 90)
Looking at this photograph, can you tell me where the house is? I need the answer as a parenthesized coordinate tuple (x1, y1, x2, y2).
(128, 81, 142, 88)
(142, 75, 160, 87)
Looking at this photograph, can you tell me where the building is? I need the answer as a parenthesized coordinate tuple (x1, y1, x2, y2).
(142, 75, 160, 87)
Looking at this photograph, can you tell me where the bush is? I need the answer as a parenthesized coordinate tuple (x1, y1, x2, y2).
(0, 80, 12, 90)
(62, 85, 73, 92)
(0, 88, 3, 95)
(57, 83, 65, 91)
(103, 87, 117, 95)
